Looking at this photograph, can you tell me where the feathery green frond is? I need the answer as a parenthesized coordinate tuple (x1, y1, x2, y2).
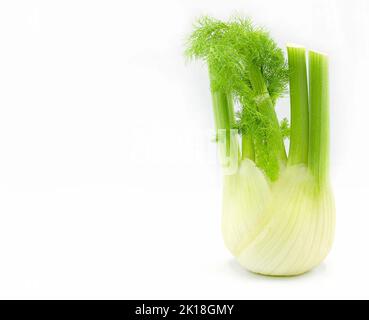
(185, 16, 288, 180)
(280, 118, 290, 140)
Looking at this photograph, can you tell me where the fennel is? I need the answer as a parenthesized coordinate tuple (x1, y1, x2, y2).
(186, 17, 335, 276)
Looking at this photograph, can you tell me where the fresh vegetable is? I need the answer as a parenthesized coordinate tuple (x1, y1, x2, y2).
(185, 17, 335, 276)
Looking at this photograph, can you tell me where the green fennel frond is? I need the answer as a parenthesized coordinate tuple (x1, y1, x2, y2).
(185, 16, 289, 180)
(280, 117, 290, 140)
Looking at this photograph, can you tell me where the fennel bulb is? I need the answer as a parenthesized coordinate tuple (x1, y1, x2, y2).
(224, 162, 335, 276)
(186, 17, 335, 276)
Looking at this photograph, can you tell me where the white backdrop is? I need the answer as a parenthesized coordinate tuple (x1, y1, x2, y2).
(0, 0, 367, 299)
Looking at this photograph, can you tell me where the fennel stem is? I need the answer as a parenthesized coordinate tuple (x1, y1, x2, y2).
(242, 133, 255, 160)
(287, 45, 309, 166)
(211, 90, 235, 158)
(248, 64, 287, 177)
(308, 50, 330, 189)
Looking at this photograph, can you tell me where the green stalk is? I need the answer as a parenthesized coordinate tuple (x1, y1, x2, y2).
(242, 133, 255, 160)
(248, 64, 287, 169)
(287, 45, 309, 166)
(308, 50, 330, 189)
(211, 90, 233, 156)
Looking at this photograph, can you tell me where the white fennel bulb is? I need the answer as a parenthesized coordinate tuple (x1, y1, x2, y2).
(223, 165, 335, 276)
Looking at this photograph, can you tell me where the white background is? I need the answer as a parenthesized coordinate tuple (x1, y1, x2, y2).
(0, 0, 367, 299)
